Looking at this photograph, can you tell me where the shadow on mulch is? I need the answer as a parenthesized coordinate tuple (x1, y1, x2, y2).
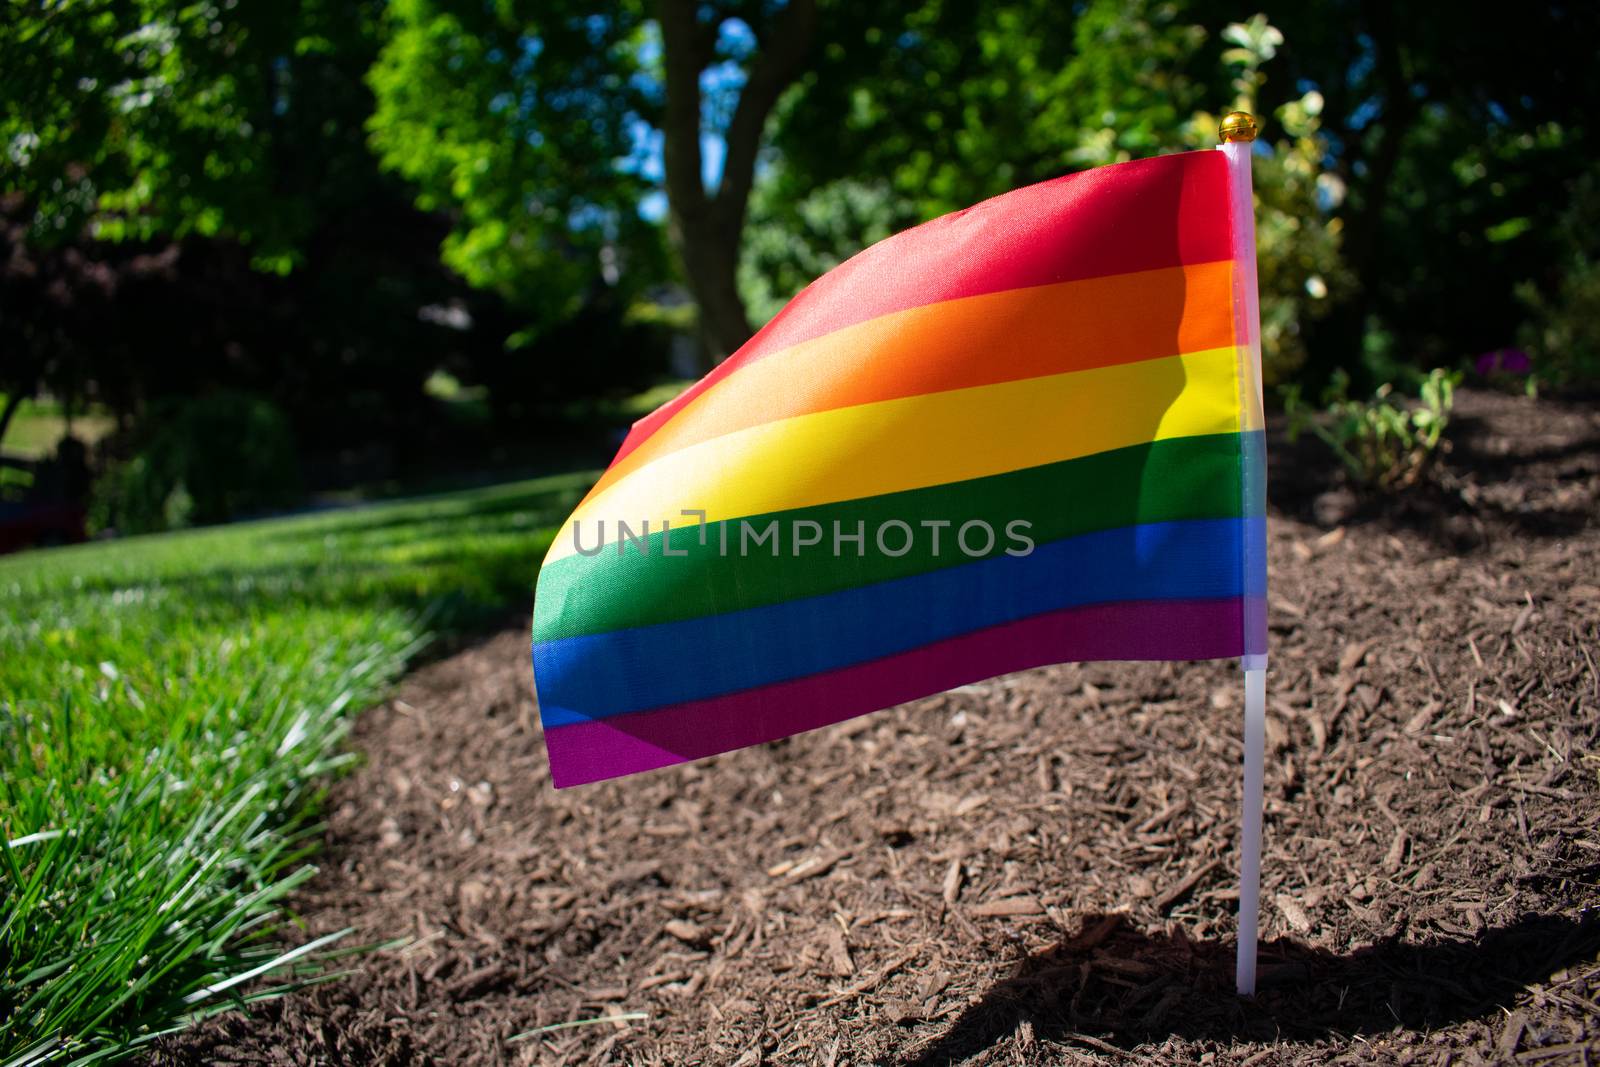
(902, 911, 1600, 1065)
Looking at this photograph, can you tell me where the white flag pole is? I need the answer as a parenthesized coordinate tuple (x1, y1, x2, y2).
(1217, 110, 1269, 997)
(1237, 664, 1267, 994)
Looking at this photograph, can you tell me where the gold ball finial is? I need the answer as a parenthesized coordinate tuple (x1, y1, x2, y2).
(1219, 111, 1259, 143)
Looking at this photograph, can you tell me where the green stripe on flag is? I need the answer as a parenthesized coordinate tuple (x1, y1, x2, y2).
(533, 432, 1244, 642)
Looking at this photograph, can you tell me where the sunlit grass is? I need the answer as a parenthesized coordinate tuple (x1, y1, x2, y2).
(0, 471, 592, 1063)
(0, 396, 116, 461)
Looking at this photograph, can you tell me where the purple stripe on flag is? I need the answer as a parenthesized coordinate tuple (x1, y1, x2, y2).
(543, 597, 1243, 787)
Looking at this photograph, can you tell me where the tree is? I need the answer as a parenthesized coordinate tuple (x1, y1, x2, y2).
(366, 0, 657, 326)
(750, 0, 1600, 386)
(2, 0, 383, 264)
(0, 1, 507, 455)
(655, 0, 817, 360)
(1238, 1, 1600, 381)
(766, 0, 1211, 224)
(748, 1, 1347, 382)
(368, 0, 821, 364)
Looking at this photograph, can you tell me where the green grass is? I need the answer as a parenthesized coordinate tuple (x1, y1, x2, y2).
(1, 396, 115, 462)
(0, 471, 593, 1063)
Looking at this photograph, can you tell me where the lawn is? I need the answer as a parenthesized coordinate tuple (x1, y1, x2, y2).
(0, 471, 592, 1064)
(0, 397, 117, 462)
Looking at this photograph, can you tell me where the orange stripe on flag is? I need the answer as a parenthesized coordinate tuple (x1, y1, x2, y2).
(585, 261, 1234, 503)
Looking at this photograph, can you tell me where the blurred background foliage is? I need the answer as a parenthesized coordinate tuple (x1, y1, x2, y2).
(365, 0, 662, 320)
(1516, 166, 1600, 386)
(87, 390, 301, 535)
(3, 0, 1599, 531)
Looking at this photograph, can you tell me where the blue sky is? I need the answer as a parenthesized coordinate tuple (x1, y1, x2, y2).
(627, 19, 754, 222)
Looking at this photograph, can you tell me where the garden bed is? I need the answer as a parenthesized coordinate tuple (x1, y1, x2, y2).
(156, 389, 1600, 1065)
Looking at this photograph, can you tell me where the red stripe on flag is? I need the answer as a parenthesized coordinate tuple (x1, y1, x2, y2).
(614, 150, 1229, 466)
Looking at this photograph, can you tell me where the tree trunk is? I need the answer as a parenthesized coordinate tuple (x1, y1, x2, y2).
(656, 0, 817, 364)
(675, 214, 752, 363)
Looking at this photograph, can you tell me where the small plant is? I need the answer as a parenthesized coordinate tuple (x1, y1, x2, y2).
(1282, 368, 1462, 490)
(89, 391, 301, 535)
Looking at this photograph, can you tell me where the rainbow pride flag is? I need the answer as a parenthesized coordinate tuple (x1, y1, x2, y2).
(533, 148, 1267, 788)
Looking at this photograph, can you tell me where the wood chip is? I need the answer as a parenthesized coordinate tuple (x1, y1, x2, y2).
(813, 949, 919, 1007)
(1092, 955, 1156, 978)
(444, 962, 506, 1000)
(664, 920, 706, 944)
(1497, 1011, 1526, 1060)
(970, 896, 1044, 917)
(783, 851, 844, 883)
(1154, 858, 1221, 912)
(1064, 913, 1122, 953)
(1384, 828, 1409, 872)
(1064, 1032, 1134, 1059)
(1274, 893, 1313, 934)
(941, 859, 963, 906)
(1404, 702, 1437, 734)
(824, 924, 854, 976)
(952, 793, 990, 816)
(1512, 782, 1575, 800)
(1340, 639, 1374, 673)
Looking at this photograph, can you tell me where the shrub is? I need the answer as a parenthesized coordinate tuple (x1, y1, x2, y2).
(1516, 168, 1600, 386)
(1186, 17, 1351, 387)
(1283, 368, 1461, 490)
(1518, 259, 1600, 387)
(90, 391, 300, 534)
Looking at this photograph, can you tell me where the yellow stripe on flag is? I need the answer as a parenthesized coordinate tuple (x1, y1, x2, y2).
(545, 345, 1245, 564)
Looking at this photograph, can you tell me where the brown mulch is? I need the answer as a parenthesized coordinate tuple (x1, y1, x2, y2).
(154, 389, 1600, 1066)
